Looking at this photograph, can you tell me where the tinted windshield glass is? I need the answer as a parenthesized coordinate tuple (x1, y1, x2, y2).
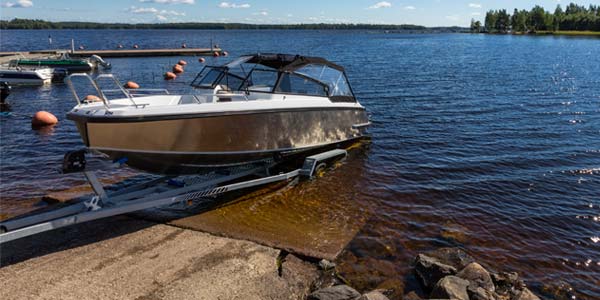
(275, 73, 327, 97)
(193, 68, 223, 88)
(247, 69, 278, 92)
(295, 64, 353, 97)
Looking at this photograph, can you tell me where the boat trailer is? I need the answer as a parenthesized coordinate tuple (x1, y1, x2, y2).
(0, 149, 348, 244)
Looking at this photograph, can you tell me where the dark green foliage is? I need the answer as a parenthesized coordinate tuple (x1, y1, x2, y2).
(0, 19, 436, 31)
(482, 2, 600, 33)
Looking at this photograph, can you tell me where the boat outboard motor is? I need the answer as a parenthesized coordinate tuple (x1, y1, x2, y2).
(89, 55, 112, 69)
(0, 81, 11, 112)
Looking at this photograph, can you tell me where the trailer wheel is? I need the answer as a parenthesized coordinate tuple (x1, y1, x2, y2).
(0, 225, 7, 234)
(314, 162, 327, 177)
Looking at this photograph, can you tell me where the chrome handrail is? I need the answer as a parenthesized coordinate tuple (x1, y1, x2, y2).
(93, 74, 137, 107)
(66, 73, 146, 110)
(66, 73, 110, 110)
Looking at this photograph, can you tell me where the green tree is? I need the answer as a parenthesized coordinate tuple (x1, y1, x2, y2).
(529, 5, 547, 31)
(554, 5, 564, 31)
(485, 10, 498, 32)
(470, 19, 482, 33)
(495, 9, 511, 32)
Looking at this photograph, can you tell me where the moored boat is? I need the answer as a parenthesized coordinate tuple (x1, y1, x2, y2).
(0, 67, 53, 85)
(66, 53, 370, 174)
(10, 54, 111, 72)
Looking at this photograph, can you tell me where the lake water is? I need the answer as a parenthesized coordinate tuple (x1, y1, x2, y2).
(1, 30, 599, 299)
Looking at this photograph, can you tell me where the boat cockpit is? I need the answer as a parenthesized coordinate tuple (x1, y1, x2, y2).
(191, 53, 357, 103)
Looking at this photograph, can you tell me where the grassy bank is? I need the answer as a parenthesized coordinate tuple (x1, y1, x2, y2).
(533, 30, 600, 36)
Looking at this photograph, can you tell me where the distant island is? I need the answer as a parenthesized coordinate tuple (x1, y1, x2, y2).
(0, 19, 467, 32)
(471, 2, 600, 35)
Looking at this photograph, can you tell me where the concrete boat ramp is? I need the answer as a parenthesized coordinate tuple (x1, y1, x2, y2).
(0, 217, 319, 300)
(0, 154, 370, 299)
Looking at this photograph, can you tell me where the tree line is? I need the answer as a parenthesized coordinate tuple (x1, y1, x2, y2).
(0, 18, 434, 31)
(471, 3, 600, 33)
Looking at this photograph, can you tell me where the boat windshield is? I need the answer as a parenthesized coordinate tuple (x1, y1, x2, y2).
(191, 61, 355, 101)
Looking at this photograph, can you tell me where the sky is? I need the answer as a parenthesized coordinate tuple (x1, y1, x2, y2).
(1, 0, 599, 27)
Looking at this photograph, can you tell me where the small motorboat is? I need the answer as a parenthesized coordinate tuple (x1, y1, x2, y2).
(0, 67, 53, 85)
(10, 54, 111, 72)
(66, 53, 370, 174)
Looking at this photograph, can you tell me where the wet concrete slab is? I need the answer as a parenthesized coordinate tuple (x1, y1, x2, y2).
(168, 163, 371, 261)
(0, 216, 318, 300)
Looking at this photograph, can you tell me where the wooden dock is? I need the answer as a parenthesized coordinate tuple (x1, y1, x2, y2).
(0, 48, 223, 60)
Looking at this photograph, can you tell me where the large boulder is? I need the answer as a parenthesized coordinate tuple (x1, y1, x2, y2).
(456, 262, 495, 292)
(468, 285, 499, 300)
(426, 247, 475, 270)
(308, 285, 362, 300)
(403, 291, 423, 300)
(358, 290, 390, 300)
(491, 271, 523, 296)
(414, 254, 457, 290)
(430, 276, 470, 300)
(514, 288, 541, 300)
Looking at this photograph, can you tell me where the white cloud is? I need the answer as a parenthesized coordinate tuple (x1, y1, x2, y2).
(468, 3, 482, 9)
(368, 1, 391, 9)
(404, 6, 416, 10)
(218, 2, 250, 9)
(127, 6, 184, 15)
(156, 15, 168, 21)
(128, 7, 159, 14)
(139, 0, 194, 4)
(1, 0, 33, 8)
(259, 11, 268, 16)
(471, 12, 481, 16)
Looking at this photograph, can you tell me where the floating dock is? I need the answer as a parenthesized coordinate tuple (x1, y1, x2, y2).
(0, 48, 223, 62)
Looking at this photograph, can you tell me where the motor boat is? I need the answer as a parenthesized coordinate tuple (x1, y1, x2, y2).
(0, 66, 53, 85)
(10, 53, 111, 72)
(66, 53, 370, 174)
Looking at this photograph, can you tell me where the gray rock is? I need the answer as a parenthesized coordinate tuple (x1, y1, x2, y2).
(426, 247, 475, 270)
(414, 254, 457, 290)
(468, 285, 499, 300)
(403, 291, 423, 300)
(457, 262, 495, 292)
(491, 271, 524, 296)
(358, 290, 390, 300)
(319, 259, 337, 270)
(514, 288, 541, 300)
(308, 285, 361, 300)
(430, 275, 470, 300)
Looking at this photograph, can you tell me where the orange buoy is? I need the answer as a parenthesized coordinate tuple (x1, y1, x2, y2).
(177, 60, 187, 66)
(133, 44, 139, 49)
(164, 72, 177, 80)
(181, 43, 187, 48)
(222, 51, 229, 56)
(84, 95, 102, 102)
(124, 81, 140, 89)
(198, 57, 206, 63)
(213, 51, 220, 57)
(173, 65, 184, 74)
(31, 111, 58, 128)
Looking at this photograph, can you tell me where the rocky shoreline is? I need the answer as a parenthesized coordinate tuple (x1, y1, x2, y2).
(307, 248, 542, 300)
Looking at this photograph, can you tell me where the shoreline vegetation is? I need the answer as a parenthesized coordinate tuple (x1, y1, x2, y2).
(470, 2, 600, 36)
(0, 19, 465, 32)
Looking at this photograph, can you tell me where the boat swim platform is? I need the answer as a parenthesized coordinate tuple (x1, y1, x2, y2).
(0, 48, 223, 60)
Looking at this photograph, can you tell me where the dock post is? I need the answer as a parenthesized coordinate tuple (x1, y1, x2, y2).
(71, 39, 75, 54)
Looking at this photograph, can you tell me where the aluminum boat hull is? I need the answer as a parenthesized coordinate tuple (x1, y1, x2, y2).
(69, 107, 369, 174)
